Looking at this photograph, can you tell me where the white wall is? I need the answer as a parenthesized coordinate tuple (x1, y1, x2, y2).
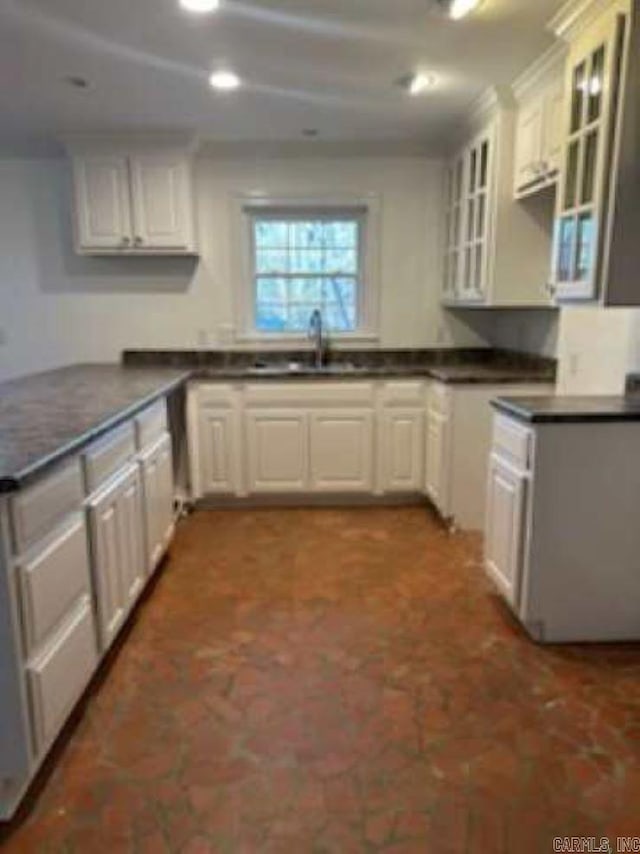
(555, 307, 640, 395)
(0, 155, 491, 382)
(487, 309, 560, 358)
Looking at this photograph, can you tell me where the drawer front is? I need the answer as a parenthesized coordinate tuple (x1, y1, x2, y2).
(380, 381, 425, 408)
(11, 458, 84, 554)
(427, 382, 451, 417)
(135, 400, 168, 451)
(18, 514, 92, 655)
(194, 383, 238, 409)
(244, 382, 375, 408)
(83, 422, 136, 493)
(27, 599, 97, 753)
(492, 414, 532, 470)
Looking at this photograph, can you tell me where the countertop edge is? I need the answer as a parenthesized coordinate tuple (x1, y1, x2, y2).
(0, 372, 190, 494)
(491, 396, 640, 424)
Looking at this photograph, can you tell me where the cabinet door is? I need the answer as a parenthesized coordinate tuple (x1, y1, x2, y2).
(485, 454, 527, 608)
(542, 81, 565, 177)
(442, 156, 464, 301)
(141, 434, 175, 573)
(514, 96, 544, 193)
(425, 410, 451, 517)
(553, 7, 628, 300)
(245, 410, 308, 493)
(459, 131, 492, 303)
(89, 484, 127, 649)
(73, 156, 133, 250)
(381, 409, 423, 493)
(197, 409, 242, 496)
(88, 465, 144, 651)
(130, 154, 195, 250)
(309, 410, 374, 493)
(117, 470, 146, 608)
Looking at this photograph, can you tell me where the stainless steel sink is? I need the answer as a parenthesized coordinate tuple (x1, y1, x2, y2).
(247, 361, 366, 376)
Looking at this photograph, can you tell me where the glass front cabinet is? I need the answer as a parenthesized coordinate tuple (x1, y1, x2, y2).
(443, 128, 493, 305)
(552, 1, 630, 301)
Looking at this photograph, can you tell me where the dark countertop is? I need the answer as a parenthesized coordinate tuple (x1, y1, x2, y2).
(0, 365, 189, 493)
(492, 394, 640, 424)
(190, 363, 555, 384)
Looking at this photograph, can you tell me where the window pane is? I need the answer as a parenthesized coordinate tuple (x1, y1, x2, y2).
(256, 277, 287, 303)
(558, 215, 576, 281)
(256, 303, 288, 332)
(323, 221, 357, 248)
(325, 249, 357, 274)
(291, 221, 324, 248)
(254, 221, 288, 248)
(255, 250, 289, 275)
(576, 212, 595, 281)
(324, 277, 356, 306)
(290, 250, 324, 274)
(325, 304, 356, 332)
(290, 278, 323, 303)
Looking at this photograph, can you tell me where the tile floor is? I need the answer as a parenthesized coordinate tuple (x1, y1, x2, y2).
(1, 507, 640, 853)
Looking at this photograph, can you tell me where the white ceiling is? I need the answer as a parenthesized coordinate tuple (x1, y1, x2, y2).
(0, 0, 567, 156)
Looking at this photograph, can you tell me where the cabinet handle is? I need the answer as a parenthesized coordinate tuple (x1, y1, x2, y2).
(134, 236, 143, 246)
(121, 236, 131, 247)
(545, 281, 556, 296)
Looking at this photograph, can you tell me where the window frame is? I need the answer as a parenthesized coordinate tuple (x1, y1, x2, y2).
(233, 193, 381, 344)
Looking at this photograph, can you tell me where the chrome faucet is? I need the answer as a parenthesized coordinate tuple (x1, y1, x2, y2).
(308, 309, 324, 369)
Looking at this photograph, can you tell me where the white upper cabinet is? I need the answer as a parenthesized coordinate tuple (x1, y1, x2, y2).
(550, 0, 631, 302)
(513, 47, 567, 199)
(129, 154, 195, 251)
(73, 156, 133, 250)
(65, 137, 198, 256)
(442, 93, 555, 308)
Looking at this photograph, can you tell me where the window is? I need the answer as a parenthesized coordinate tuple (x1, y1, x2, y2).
(251, 211, 363, 334)
(233, 196, 379, 340)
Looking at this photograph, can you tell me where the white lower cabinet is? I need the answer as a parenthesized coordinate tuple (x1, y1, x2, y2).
(381, 409, 424, 493)
(27, 599, 97, 753)
(198, 409, 242, 497)
(246, 409, 308, 493)
(309, 410, 374, 492)
(425, 410, 451, 517)
(484, 453, 527, 608)
(140, 433, 175, 574)
(87, 463, 146, 651)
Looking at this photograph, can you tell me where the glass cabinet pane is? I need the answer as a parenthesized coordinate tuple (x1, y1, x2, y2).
(474, 245, 483, 292)
(571, 62, 587, 133)
(467, 200, 475, 242)
(587, 46, 605, 124)
(469, 148, 477, 193)
(581, 131, 598, 205)
(454, 160, 463, 201)
(453, 207, 460, 245)
(558, 216, 577, 281)
(465, 247, 474, 290)
(565, 141, 580, 210)
(479, 141, 489, 189)
(576, 213, 595, 281)
(476, 194, 486, 239)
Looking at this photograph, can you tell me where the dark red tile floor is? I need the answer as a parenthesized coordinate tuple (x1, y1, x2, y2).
(2, 507, 640, 853)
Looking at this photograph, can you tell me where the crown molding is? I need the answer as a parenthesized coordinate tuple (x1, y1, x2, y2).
(60, 132, 199, 155)
(548, 0, 622, 42)
(512, 42, 567, 101)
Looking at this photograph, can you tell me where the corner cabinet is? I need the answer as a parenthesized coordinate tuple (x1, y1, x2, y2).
(442, 94, 555, 307)
(551, 0, 631, 301)
(67, 140, 198, 255)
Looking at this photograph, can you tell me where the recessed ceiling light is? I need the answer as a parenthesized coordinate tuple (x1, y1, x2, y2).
(209, 70, 241, 91)
(446, 0, 482, 20)
(64, 75, 90, 90)
(179, 0, 220, 12)
(396, 72, 437, 96)
(302, 129, 319, 138)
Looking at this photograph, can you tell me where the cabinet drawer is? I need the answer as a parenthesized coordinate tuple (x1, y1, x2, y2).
(195, 383, 238, 409)
(492, 414, 532, 470)
(11, 459, 84, 554)
(83, 422, 136, 493)
(27, 599, 97, 753)
(18, 514, 92, 655)
(427, 382, 452, 417)
(380, 381, 425, 407)
(135, 399, 168, 451)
